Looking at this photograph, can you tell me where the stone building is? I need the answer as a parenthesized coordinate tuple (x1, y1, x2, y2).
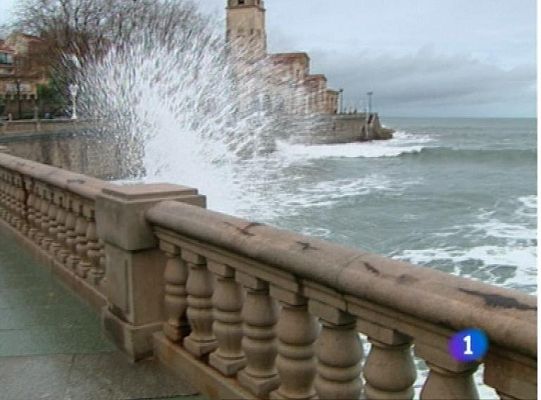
(226, 0, 339, 116)
(0, 33, 49, 118)
(225, 0, 394, 142)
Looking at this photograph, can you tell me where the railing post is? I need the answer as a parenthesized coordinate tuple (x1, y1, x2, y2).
(96, 183, 205, 361)
(49, 190, 65, 257)
(161, 240, 189, 342)
(182, 250, 217, 357)
(270, 286, 319, 400)
(359, 319, 416, 400)
(237, 273, 280, 398)
(209, 261, 246, 376)
(309, 300, 363, 400)
(416, 341, 479, 400)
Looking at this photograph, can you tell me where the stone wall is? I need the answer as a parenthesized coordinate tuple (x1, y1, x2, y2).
(307, 113, 394, 145)
(0, 120, 135, 179)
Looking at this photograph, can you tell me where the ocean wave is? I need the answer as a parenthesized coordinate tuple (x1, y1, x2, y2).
(235, 174, 413, 221)
(398, 146, 537, 162)
(397, 245, 537, 294)
(277, 131, 434, 159)
(516, 195, 538, 217)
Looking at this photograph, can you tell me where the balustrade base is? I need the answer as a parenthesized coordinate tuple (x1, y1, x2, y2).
(183, 336, 218, 358)
(154, 332, 254, 400)
(209, 352, 247, 377)
(102, 307, 162, 362)
(237, 369, 280, 398)
(269, 390, 317, 400)
(163, 321, 190, 343)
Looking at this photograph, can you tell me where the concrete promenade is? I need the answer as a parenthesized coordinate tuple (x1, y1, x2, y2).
(0, 227, 205, 400)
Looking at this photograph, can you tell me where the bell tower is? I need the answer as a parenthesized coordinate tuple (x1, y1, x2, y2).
(226, 0, 267, 61)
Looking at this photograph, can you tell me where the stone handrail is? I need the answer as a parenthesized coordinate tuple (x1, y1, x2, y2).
(146, 200, 537, 400)
(1, 119, 91, 135)
(0, 151, 111, 303)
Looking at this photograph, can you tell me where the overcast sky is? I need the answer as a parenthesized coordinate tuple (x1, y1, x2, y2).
(1, 0, 536, 117)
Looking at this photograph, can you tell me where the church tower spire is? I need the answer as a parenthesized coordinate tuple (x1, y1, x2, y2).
(226, 0, 267, 61)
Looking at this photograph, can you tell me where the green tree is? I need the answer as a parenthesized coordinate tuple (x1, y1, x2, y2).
(37, 79, 66, 117)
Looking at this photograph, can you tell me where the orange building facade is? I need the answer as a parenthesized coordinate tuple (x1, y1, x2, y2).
(226, 0, 340, 115)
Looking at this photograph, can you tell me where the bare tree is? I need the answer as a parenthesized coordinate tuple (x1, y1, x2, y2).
(4, 0, 205, 76)
(1, 0, 206, 114)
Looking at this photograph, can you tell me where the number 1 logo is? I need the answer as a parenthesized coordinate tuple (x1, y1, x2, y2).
(449, 329, 489, 362)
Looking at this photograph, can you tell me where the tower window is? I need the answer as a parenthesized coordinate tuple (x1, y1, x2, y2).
(239, 0, 245, 4)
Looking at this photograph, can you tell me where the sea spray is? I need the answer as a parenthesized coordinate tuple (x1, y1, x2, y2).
(68, 0, 324, 213)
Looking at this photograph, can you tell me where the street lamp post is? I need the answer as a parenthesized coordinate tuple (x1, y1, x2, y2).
(338, 88, 344, 114)
(15, 79, 22, 120)
(69, 84, 79, 120)
(367, 91, 374, 115)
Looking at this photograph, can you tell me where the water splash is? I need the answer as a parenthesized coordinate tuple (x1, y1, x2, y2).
(70, 1, 324, 214)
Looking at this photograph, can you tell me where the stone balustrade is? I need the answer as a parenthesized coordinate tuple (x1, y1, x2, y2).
(0, 151, 112, 307)
(0, 151, 536, 400)
(146, 201, 537, 400)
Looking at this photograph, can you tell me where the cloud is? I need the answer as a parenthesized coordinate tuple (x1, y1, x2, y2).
(309, 46, 536, 117)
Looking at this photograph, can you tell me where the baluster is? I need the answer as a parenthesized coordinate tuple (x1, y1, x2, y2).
(40, 187, 50, 241)
(73, 211, 89, 276)
(49, 192, 65, 257)
(57, 195, 72, 263)
(98, 241, 106, 284)
(17, 177, 26, 231)
(416, 342, 479, 400)
(36, 186, 50, 245)
(10, 176, 18, 225)
(359, 319, 416, 400)
(182, 250, 217, 357)
(42, 191, 57, 251)
(270, 287, 319, 400)
(161, 241, 189, 342)
(65, 200, 82, 270)
(86, 211, 103, 284)
(10, 176, 22, 229)
(21, 178, 33, 235)
(0, 172, 5, 216)
(310, 300, 363, 400)
(75, 203, 92, 278)
(237, 273, 280, 397)
(5, 175, 15, 225)
(209, 261, 245, 376)
(0, 177, 6, 219)
(28, 184, 41, 241)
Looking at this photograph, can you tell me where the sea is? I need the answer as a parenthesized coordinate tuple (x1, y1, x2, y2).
(233, 117, 537, 296)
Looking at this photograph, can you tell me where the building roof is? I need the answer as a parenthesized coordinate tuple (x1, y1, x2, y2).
(9, 33, 43, 42)
(269, 52, 310, 63)
(0, 40, 15, 53)
(305, 74, 327, 82)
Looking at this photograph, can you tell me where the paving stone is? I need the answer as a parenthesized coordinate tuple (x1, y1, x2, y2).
(0, 354, 198, 400)
(0, 354, 73, 400)
(0, 228, 205, 400)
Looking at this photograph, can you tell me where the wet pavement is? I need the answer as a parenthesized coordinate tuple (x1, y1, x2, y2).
(0, 227, 205, 400)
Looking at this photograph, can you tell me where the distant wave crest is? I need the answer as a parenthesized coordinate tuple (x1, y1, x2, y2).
(398, 146, 537, 162)
(277, 131, 434, 159)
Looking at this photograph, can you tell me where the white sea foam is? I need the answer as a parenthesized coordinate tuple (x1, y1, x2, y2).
(275, 131, 435, 160)
(234, 174, 404, 221)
